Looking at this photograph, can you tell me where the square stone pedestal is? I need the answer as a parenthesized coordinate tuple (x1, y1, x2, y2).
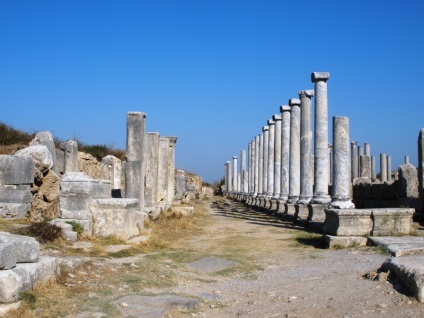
(276, 200, 286, 214)
(294, 204, 309, 221)
(323, 209, 373, 236)
(269, 199, 278, 211)
(372, 208, 414, 236)
(285, 203, 296, 218)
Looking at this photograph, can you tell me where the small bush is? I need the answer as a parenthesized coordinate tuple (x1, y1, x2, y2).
(17, 222, 62, 242)
(65, 221, 84, 235)
(19, 291, 36, 306)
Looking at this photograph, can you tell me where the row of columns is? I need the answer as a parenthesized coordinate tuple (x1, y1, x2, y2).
(225, 72, 355, 210)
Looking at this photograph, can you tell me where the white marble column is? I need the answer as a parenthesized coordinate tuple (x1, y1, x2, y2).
(164, 136, 177, 204)
(387, 155, 392, 182)
(351, 141, 358, 181)
(248, 141, 253, 194)
(241, 149, 248, 193)
(311, 72, 331, 204)
(232, 155, 238, 192)
(405, 155, 410, 164)
(280, 105, 291, 201)
(380, 153, 387, 182)
(267, 120, 275, 197)
(225, 161, 232, 192)
(329, 116, 354, 209)
(298, 90, 314, 204)
(258, 134, 264, 195)
(145, 132, 160, 207)
(364, 143, 371, 156)
(254, 135, 260, 196)
(262, 126, 269, 196)
(371, 156, 377, 181)
(287, 98, 301, 203)
(273, 114, 282, 198)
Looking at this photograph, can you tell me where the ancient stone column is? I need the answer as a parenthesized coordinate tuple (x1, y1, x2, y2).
(311, 72, 331, 204)
(380, 153, 387, 182)
(255, 135, 260, 196)
(248, 142, 252, 194)
(241, 149, 248, 193)
(329, 116, 355, 209)
(164, 136, 177, 205)
(262, 126, 269, 196)
(351, 141, 358, 181)
(387, 155, 392, 182)
(298, 90, 314, 204)
(357, 146, 363, 177)
(329, 147, 333, 185)
(225, 161, 231, 192)
(157, 138, 169, 205)
(419, 129, 424, 197)
(360, 155, 371, 179)
(145, 132, 160, 208)
(371, 156, 377, 181)
(232, 156, 238, 192)
(405, 155, 410, 164)
(101, 155, 122, 190)
(287, 98, 301, 203)
(267, 120, 275, 197)
(280, 105, 291, 201)
(273, 114, 282, 198)
(175, 169, 187, 199)
(364, 143, 371, 156)
(125, 112, 146, 207)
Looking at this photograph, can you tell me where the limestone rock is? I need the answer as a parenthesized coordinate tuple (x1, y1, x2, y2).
(78, 152, 102, 180)
(15, 145, 53, 174)
(29, 131, 57, 173)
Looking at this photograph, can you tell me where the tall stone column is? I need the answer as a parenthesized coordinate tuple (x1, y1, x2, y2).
(287, 98, 301, 203)
(248, 142, 253, 194)
(255, 135, 260, 196)
(125, 111, 146, 208)
(329, 116, 354, 209)
(311, 72, 331, 204)
(329, 147, 333, 185)
(258, 134, 264, 195)
(273, 114, 282, 198)
(164, 136, 177, 204)
(145, 132, 160, 208)
(241, 149, 248, 193)
(232, 156, 238, 192)
(262, 126, 269, 196)
(364, 143, 371, 156)
(380, 153, 387, 182)
(280, 105, 291, 201)
(357, 146, 363, 177)
(157, 137, 169, 205)
(351, 141, 358, 181)
(267, 120, 275, 197)
(298, 90, 314, 204)
(387, 155, 392, 182)
(405, 155, 410, 164)
(225, 161, 232, 192)
(371, 156, 377, 181)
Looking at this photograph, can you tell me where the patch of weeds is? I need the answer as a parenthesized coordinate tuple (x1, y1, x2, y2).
(98, 235, 127, 246)
(372, 244, 391, 255)
(19, 291, 36, 308)
(108, 247, 143, 258)
(65, 221, 84, 235)
(16, 222, 62, 242)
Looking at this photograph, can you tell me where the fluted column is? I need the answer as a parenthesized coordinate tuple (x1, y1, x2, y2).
(280, 105, 291, 201)
(298, 90, 314, 204)
(248, 141, 253, 194)
(262, 126, 269, 196)
(273, 114, 282, 198)
(232, 155, 238, 192)
(311, 72, 331, 204)
(287, 98, 301, 203)
(267, 120, 275, 197)
(254, 135, 260, 196)
(258, 134, 264, 195)
(329, 116, 354, 209)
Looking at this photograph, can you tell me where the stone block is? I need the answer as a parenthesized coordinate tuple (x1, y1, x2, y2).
(323, 209, 373, 236)
(171, 206, 194, 216)
(398, 163, 419, 198)
(269, 199, 278, 211)
(15, 145, 53, 170)
(369, 236, 424, 257)
(0, 155, 34, 185)
(0, 232, 39, 263)
(61, 172, 111, 198)
(285, 203, 296, 217)
(0, 256, 56, 304)
(307, 203, 327, 222)
(0, 203, 30, 219)
(91, 198, 140, 240)
(59, 193, 91, 220)
(372, 208, 414, 236)
(0, 243, 16, 270)
(383, 255, 424, 303)
(294, 204, 309, 220)
(0, 188, 33, 204)
(323, 235, 368, 249)
(276, 200, 286, 213)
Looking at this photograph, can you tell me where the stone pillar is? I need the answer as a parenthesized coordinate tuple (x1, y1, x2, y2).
(101, 155, 122, 190)
(267, 120, 275, 197)
(419, 129, 424, 197)
(287, 98, 301, 203)
(371, 156, 377, 181)
(58, 140, 78, 174)
(360, 155, 371, 179)
(351, 141, 358, 181)
(280, 106, 291, 201)
(125, 112, 146, 207)
(237, 173, 241, 193)
(175, 169, 187, 199)
(157, 138, 169, 205)
(329, 116, 354, 209)
(225, 161, 231, 192)
(364, 143, 371, 156)
(329, 147, 333, 185)
(255, 135, 260, 196)
(298, 90, 314, 204)
(311, 72, 331, 204)
(273, 114, 282, 198)
(241, 149, 248, 193)
(387, 155, 392, 183)
(164, 136, 177, 205)
(145, 132, 160, 207)
(380, 153, 387, 182)
(405, 155, 410, 164)
(262, 126, 269, 196)
(248, 142, 253, 194)
(232, 156, 238, 192)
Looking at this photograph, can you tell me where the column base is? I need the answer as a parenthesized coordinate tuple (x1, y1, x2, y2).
(297, 196, 312, 205)
(294, 204, 310, 222)
(310, 194, 331, 204)
(285, 202, 296, 217)
(277, 199, 286, 213)
(269, 198, 278, 211)
(286, 196, 299, 204)
(328, 199, 355, 209)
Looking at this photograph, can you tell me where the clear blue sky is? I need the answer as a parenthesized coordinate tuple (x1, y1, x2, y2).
(1, 1, 424, 183)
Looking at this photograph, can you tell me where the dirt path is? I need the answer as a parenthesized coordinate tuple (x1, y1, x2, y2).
(15, 197, 424, 317)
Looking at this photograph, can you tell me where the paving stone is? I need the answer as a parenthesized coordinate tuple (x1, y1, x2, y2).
(0, 231, 39, 263)
(188, 256, 238, 273)
(369, 236, 424, 257)
(323, 235, 368, 249)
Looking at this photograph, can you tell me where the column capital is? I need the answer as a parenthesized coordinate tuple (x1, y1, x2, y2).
(298, 90, 314, 98)
(232, 156, 237, 159)
(163, 136, 177, 144)
(267, 119, 275, 125)
(280, 105, 291, 112)
(263, 126, 269, 132)
(273, 114, 282, 121)
(289, 98, 301, 106)
(351, 141, 358, 146)
(128, 111, 147, 118)
(311, 72, 330, 82)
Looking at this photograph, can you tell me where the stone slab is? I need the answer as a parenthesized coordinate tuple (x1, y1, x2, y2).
(0, 188, 33, 204)
(171, 206, 194, 216)
(114, 294, 199, 318)
(0, 243, 16, 270)
(383, 255, 424, 302)
(372, 208, 414, 236)
(323, 209, 373, 236)
(369, 236, 424, 257)
(0, 155, 34, 186)
(0, 232, 39, 263)
(188, 256, 238, 273)
(0, 256, 56, 304)
(0, 203, 30, 219)
(323, 235, 368, 249)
